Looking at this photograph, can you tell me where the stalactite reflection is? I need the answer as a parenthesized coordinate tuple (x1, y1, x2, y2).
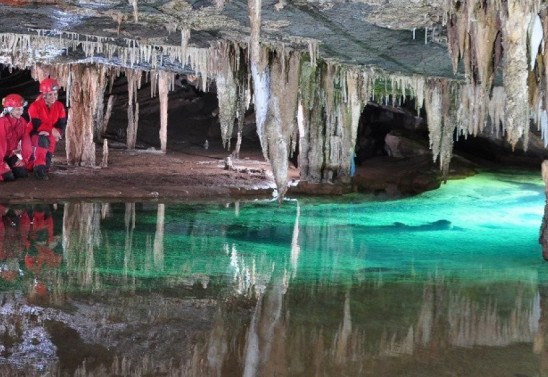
(62, 202, 102, 289)
(153, 203, 165, 271)
(0, 200, 545, 375)
(124, 202, 136, 288)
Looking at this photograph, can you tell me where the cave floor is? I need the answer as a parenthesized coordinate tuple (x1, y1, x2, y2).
(0, 140, 283, 203)
(0, 138, 480, 204)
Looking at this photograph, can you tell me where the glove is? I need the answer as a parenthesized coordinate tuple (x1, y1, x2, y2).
(14, 159, 26, 168)
(51, 128, 62, 141)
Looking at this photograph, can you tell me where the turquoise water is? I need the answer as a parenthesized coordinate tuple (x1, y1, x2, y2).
(0, 170, 547, 376)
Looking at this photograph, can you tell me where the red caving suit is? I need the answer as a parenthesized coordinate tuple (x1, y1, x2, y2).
(0, 114, 31, 180)
(27, 96, 66, 170)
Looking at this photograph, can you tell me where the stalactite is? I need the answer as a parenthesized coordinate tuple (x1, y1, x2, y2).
(472, 5, 500, 90)
(443, 1, 548, 149)
(424, 79, 457, 177)
(1, 30, 214, 83)
(181, 28, 190, 67)
(213, 42, 239, 149)
(126, 68, 142, 149)
(158, 70, 173, 152)
(308, 39, 318, 68)
(321, 64, 340, 183)
(92, 68, 110, 142)
(265, 50, 301, 196)
(542, 12, 548, 139)
(456, 84, 488, 137)
(232, 84, 247, 158)
(248, 0, 298, 200)
(340, 69, 364, 181)
(530, 14, 543, 71)
(425, 83, 443, 161)
(502, 0, 533, 150)
(102, 94, 116, 137)
(129, 0, 139, 23)
(488, 86, 506, 138)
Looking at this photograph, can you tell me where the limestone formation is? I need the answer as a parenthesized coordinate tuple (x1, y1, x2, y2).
(2, 1, 548, 197)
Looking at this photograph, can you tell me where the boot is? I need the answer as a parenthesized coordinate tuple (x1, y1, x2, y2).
(1, 171, 15, 182)
(34, 165, 48, 180)
(46, 152, 52, 171)
(12, 167, 28, 178)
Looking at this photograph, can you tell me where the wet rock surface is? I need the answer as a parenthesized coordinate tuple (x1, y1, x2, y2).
(0, 292, 219, 375)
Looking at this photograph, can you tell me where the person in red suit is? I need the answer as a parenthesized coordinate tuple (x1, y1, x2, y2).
(0, 93, 31, 182)
(27, 78, 67, 180)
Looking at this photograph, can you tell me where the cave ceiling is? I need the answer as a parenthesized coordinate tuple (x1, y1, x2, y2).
(0, 0, 454, 77)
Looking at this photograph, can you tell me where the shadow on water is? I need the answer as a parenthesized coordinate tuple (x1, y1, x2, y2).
(358, 219, 463, 232)
(0, 170, 546, 377)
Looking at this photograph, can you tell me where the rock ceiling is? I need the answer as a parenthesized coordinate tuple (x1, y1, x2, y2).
(0, 0, 452, 76)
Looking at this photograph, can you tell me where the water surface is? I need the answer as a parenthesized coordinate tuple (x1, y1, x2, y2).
(0, 170, 546, 376)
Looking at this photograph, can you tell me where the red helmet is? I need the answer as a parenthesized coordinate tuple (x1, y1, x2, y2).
(2, 93, 26, 108)
(39, 78, 60, 93)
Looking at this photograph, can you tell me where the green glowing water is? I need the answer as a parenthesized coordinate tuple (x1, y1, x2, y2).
(75, 169, 546, 286)
(1, 170, 546, 377)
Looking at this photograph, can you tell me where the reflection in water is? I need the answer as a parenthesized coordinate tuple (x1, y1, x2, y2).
(0, 171, 546, 376)
(153, 203, 165, 271)
(62, 202, 101, 290)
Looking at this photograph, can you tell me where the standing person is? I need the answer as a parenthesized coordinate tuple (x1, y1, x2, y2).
(27, 78, 67, 180)
(0, 93, 30, 182)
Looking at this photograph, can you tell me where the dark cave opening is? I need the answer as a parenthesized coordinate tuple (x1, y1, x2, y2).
(0, 65, 263, 159)
(100, 71, 262, 156)
(354, 101, 429, 166)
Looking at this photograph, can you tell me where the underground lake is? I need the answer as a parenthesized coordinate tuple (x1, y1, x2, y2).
(0, 169, 546, 376)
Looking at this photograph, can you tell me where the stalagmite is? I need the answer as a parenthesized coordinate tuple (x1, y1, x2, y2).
(101, 139, 109, 168)
(66, 64, 108, 166)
